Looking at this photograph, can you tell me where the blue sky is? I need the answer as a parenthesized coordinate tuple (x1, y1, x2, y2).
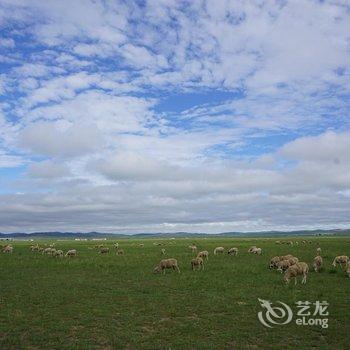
(0, 0, 350, 233)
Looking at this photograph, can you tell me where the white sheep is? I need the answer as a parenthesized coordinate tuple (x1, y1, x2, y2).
(191, 257, 204, 271)
(316, 247, 322, 256)
(42, 247, 53, 255)
(53, 250, 64, 257)
(30, 244, 39, 252)
(197, 250, 209, 260)
(227, 247, 238, 256)
(139, 243, 144, 247)
(280, 254, 294, 261)
(284, 262, 309, 284)
(276, 259, 292, 273)
(252, 247, 262, 255)
(100, 247, 109, 254)
(154, 258, 180, 274)
(269, 256, 281, 269)
(65, 249, 77, 257)
(2, 245, 13, 253)
(332, 255, 349, 268)
(313, 255, 323, 272)
(214, 247, 224, 255)
(248, 246, 257, 253)
(161, 248, 166, 255)
(188, 245, 197, 253)
(116, 249, 124, 255)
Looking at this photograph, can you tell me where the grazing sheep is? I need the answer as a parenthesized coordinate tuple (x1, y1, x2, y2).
(316, 247, 322, 256)
(139, 243, 144, 247)
(65, 249, 77, 257)
(214, 247, 224, 255)
(313, 256, 323, 272)
(252, 247, 262, 255)
(248, 246, 257, 253)
(42, 247, 53, 255)
(276, 260, 292, 273)
(53, 250, 64, 257)
(100, 247, 109, 254)
(280, 254, 294, 261)
(113, 243, 119, 249)
(2, 245, 13, 253)
(30, 244, 39, 252)
(116, 249, 124, 255)
(154, 258, 180, 274)
(346, 261, 350, 278)
(188, 245, 197, 253)
(197, 250, 209, 260)
(191, 257, 204, 271)
(284, 262, 309, 284)
(161, 248, 166, 255)
(275, 241, 281, 244)
(332, 255, 349, 268)
(228, 247, 238, 256)
(269, 256, 281, 269)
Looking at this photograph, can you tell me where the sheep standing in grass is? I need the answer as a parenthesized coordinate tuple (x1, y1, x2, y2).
(113, 243, 119, 249)
(276, 260, 292, 273)
(30, 245, 39, 252)
(100, 247, 109, 254)
(191, 257, 204, 271)
(251, 247, 262, 255)
(188, 245, 197, 253)
(284, 262, 309, 284)
(66, 249, 77, 257)
(276, 257, 298, 272)
(53, 250, 64, 257)
(197, 250, 209, 260)
(42, 247, 53, 255)
(228, 247, 238, 256)
(214, 247, 224, 255)
(2, 245, 13, 253)
(316, 247, 322, 256)
(313, 256, 323, 272)
(116, 249, 124, 255)
(269, 256, 281, 269)
(154, 258, 180, 274)
(161, 248, 166, 255)
(248, 246, 257, 253)
(332, 255, 349, 268)
(280, 254, 294, 261)
(139, 243, 144, 247)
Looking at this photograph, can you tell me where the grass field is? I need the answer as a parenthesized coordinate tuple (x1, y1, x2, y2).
(0, 237, 349, 349)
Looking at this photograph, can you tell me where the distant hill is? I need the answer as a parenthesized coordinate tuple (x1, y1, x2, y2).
(0, 228, 349, 239)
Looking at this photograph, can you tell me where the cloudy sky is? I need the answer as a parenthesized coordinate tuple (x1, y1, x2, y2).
(0, 0, 350, 233)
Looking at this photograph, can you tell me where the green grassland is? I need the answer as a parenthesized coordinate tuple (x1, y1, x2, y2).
(0, 237, 349, 349)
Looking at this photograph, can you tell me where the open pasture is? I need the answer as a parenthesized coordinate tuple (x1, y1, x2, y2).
(0, 237, 349, 349)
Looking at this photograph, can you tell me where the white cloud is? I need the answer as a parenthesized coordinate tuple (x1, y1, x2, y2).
(20, 122, 104, 158)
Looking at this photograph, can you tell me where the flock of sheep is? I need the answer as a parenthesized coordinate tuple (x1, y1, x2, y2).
(2, 241, 349, 284)
(156, 243, 350, 283)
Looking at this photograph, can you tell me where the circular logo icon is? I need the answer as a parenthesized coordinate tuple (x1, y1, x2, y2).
(258, 298, 293, 328)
